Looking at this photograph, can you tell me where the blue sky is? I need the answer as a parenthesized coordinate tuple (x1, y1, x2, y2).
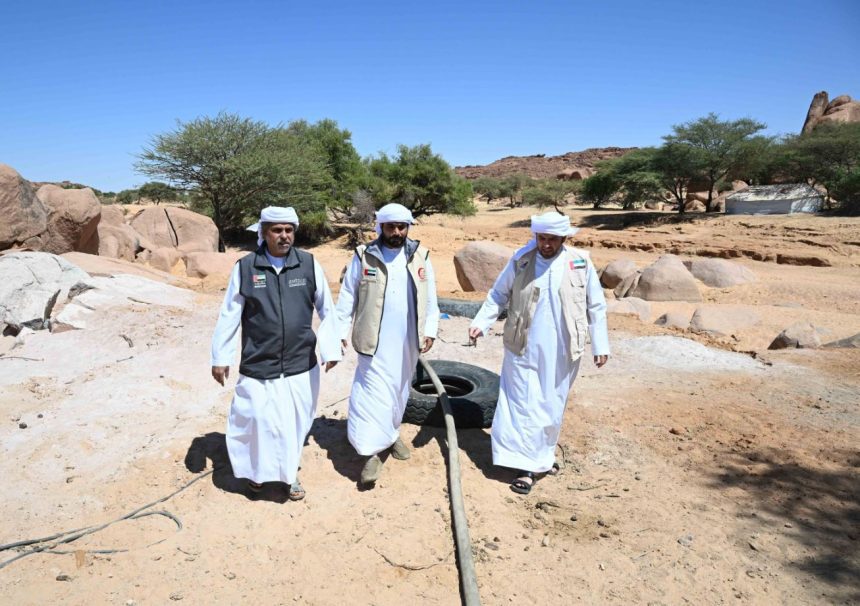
(1, 0, 858, 192)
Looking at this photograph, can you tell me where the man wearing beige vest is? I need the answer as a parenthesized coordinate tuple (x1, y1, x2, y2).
(468, 211, 609, 495)
(335, 202, 440, 486)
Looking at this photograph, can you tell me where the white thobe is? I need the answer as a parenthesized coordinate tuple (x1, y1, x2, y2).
(211, 250, 341, 484)
(471, 245, 609, 473)
(336, 245, 440, 456)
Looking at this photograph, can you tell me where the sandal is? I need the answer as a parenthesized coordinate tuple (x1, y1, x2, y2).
(510, 471, 536, 495)
(547, 462, 561, 476)
(288, 479, 306, 501)
(247, 480, 263, 494)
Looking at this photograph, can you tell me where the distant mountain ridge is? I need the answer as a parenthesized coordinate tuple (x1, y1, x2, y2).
(455, 146, 636, 180)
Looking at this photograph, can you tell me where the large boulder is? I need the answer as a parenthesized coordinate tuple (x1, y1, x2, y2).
(453, 241, 513, 292)
(130, 207, 219, 252)
(36, 184, 101, 255)
(0, 251, 89, 333)
(802, 91, 860, 132)
(0, 164, 48, 250)
(683, 258, 756, 287)
(100, 204, 126, 226)
(150, 247, 184, 273)
(689, 305, 761, 337)
(600, 259, 638, 289)
(628, 255, 702, 302)
(98, 222, 149, 261)
(607, 297, 651, 322)
(768, 322, 821, 350)
(184, 251, 245, 279)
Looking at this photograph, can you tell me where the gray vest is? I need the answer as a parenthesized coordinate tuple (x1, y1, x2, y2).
(237, 245, 317, 380)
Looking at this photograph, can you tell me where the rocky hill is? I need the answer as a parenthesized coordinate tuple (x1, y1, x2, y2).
(455, 146, 635, 180)
(801, 91, 860, 134)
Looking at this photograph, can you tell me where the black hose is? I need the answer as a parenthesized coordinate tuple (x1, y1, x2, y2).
(418, 356, 481, 606)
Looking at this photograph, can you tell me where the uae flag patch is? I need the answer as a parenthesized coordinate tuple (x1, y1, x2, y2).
(570, 259, 586, 270)
(363, 267, 378, 277)
(252, 273, 267, 288)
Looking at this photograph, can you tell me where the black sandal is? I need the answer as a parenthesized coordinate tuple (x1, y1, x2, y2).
(510, 471, 536, 495)
(247, 480, 263, 494)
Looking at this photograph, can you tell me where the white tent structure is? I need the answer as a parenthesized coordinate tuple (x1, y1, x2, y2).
(725, 184, 824, 215)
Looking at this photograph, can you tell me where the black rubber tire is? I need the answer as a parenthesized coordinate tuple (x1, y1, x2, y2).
(403, 360, 499, 428)
(437, 298, 506, 320)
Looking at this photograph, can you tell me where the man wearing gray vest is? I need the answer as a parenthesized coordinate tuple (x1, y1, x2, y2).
(468, 211, 609, 495)
(211, 206, 341, 500)
(335, 202, 440, 486)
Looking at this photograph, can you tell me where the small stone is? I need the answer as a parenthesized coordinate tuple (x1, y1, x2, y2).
(37, 413, 43, 418)
(634, 474, 641, 481)
(523, 546, 529, 551)
(541, 536, 550, 547)
(169, 592, 183, 601)
(599, 532, 610, 538)
(748, 541, 759, 551)
(126, 601, 136, 606)
(66, 477, 74, 484)
(493, 536, 501, 543)
(18, 422, 27, 429)
(597, 519, 608, 527)
(569, 514, 578, 522)
(678, 534, 694, 548)
(784, 523, 792, 528)
(598, 563, 605, 571)
(484, 542, 499, 551)
(56, 574, 72, 582)
(669, 427, 683, 435)
(224, 572, 236, 580)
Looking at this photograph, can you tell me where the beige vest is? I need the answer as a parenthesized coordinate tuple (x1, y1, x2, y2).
(351, 239, 430, 356)
(502, 247, 590, 362)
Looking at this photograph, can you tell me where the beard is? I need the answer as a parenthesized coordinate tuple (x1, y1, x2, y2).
(381, 233, 406, 248)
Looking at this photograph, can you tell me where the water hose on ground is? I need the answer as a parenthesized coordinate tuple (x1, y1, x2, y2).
(417, 356, 481, 606)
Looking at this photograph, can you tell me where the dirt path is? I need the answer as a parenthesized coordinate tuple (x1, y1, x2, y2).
(1, 207, 858, 605)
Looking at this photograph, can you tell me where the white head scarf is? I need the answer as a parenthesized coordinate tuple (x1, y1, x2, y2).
(513, 211, 579, 260)
(246, 206, 300, 246)
(374, 203, 415, 235)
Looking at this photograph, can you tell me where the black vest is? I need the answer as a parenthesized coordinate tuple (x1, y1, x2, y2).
(237, 245, 317, 380)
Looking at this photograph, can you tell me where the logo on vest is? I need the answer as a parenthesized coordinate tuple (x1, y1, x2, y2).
(570, 259, 586, 270)
(417, 267, 426, 281)
(363, 268, 378, 277)
(252, 273, 267, 288)
(288, 277, 307, 288)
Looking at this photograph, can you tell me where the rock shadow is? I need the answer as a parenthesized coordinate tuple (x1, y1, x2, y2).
(707, 446, 860, 603)
(572, 210, 724, 231)
(184, 432, 287, 504)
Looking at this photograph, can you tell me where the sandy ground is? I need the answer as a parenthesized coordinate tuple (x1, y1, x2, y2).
(1, 205, 858, 605)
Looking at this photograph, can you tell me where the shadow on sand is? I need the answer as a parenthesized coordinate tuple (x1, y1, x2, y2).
(184, 432, 288, 504)
(707, 446, 860, 603)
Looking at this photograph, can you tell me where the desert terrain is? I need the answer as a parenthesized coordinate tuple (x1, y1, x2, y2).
(1, 203, 858, 605)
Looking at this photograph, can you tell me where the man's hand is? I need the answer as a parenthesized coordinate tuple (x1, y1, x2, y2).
(325, 361, 338, 372)
(420, 337, 435, 354)
(468, 327, 483, 346)
(593, 355, 608, 368)
(212, 366, 230, 386)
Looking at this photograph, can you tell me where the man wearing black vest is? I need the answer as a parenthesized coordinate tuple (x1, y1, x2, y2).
(211, 206, 341, 500)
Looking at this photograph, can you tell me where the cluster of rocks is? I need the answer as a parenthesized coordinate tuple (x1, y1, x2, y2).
(802, 91, 860, 134)
(452, 242, 858, 351)
(454, 147, 635, 181)
(1, 163, 241, 281)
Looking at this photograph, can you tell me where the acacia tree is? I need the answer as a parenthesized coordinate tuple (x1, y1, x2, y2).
(664, 113, 766, 212)
(365, 144, 475, 218)
(136, 112, 332, 240)
(580, 169, 620, 209)
(610, 149, 663, 210)
(137, 181, 179, 205)
(652, 143, 705, 213)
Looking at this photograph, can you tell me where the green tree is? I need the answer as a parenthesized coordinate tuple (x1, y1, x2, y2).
(365, 144, 475, 218)
(116, 189, 139, 204)
(781, 123, 860, 213)
(522, 179, 578, 211)
(498, 173, 530, 207)
(285, 119, 365, 218)
(664, 113, 766, 212)
(651, 144, 704, 213)
(136, 112, 333, 241)
(471, 176, 505, 202)
(580, 170, 620, 209)
(137, 181, 179, 205)
(610, 149, 664, 210)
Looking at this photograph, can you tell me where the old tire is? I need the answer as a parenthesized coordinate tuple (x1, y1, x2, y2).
(403, 360, 499, 428)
